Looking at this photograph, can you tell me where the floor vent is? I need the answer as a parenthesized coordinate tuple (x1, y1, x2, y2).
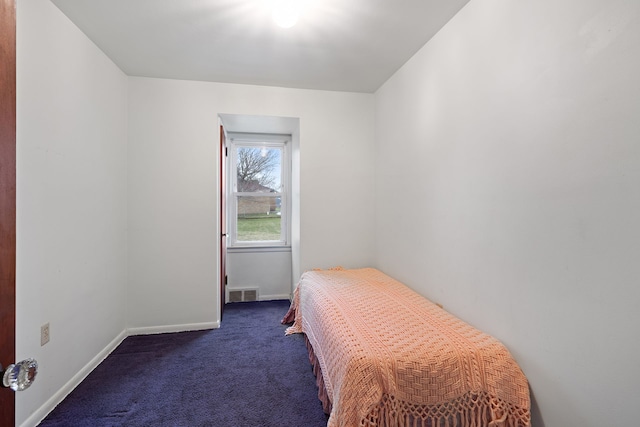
(228, 289, 259, 303)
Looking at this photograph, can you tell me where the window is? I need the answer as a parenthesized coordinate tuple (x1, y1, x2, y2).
(228, 134, 290, 247)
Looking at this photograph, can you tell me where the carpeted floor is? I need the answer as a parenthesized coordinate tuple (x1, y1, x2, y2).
(39, 300, 328, 426)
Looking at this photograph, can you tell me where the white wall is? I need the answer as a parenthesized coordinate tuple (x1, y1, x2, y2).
(375, 0, 640, 425)
(227, 250, 292, 300)
(127, 77, 375, 328)
(16, 0, 128, 426)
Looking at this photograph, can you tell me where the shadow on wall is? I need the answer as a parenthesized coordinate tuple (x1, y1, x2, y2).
(530, 389, 545, 427)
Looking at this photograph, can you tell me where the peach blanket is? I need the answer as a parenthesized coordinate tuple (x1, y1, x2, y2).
(285, 268, 530, 427)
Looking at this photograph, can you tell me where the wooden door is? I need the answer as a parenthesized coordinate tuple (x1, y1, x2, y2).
(0, 0, 16, 424)
(219, 125, 227, 319)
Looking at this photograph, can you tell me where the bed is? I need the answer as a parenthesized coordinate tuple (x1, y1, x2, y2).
(282, 267, 530, 427)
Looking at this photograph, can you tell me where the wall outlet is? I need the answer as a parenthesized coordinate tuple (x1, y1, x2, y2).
(41, 323, 50, 346)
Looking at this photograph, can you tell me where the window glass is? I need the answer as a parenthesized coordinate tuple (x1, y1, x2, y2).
(236, 146, 282, 193)
(236, 196, 282, 242)
(230, 140, 288, 246)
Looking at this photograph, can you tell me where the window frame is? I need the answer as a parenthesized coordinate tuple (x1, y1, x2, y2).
(227, 133, 291, 248)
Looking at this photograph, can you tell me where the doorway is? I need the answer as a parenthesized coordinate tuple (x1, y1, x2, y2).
(218, 114, 300, 318)
(0, 0, 17, 424)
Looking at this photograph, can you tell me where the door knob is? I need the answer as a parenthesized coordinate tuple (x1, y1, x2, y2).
(1, 359, 38, 391)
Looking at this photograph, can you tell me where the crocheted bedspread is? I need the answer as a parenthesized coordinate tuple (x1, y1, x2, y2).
(284, 268, 530, 427)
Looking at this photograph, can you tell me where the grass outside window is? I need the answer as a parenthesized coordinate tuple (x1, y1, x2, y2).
(237, 214, 281, 241)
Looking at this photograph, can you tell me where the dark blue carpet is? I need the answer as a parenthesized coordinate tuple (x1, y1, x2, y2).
(40, 300, 328, 426)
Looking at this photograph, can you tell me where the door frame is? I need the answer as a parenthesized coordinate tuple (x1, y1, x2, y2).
(219, 125, 227, 320)
(0, 0, 17, 424)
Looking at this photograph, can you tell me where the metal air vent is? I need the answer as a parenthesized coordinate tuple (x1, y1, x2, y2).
(228, 288, 259, 302)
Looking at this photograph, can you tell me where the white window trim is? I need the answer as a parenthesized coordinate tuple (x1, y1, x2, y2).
(227, 133, 291, 248)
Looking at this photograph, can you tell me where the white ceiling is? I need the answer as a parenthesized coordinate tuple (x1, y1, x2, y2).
(51, 0, 470, 93)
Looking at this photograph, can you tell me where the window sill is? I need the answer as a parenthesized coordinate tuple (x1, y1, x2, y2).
(227, 246, 291, 254)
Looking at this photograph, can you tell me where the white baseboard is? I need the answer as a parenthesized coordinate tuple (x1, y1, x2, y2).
(20, 330, 127, 427)
(259, 293, 291, 301)
(127, 321, 219, 336)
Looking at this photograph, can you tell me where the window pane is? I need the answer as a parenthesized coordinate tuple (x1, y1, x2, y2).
(236, 146, 282, 193)
(236, 196, 281, 242)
